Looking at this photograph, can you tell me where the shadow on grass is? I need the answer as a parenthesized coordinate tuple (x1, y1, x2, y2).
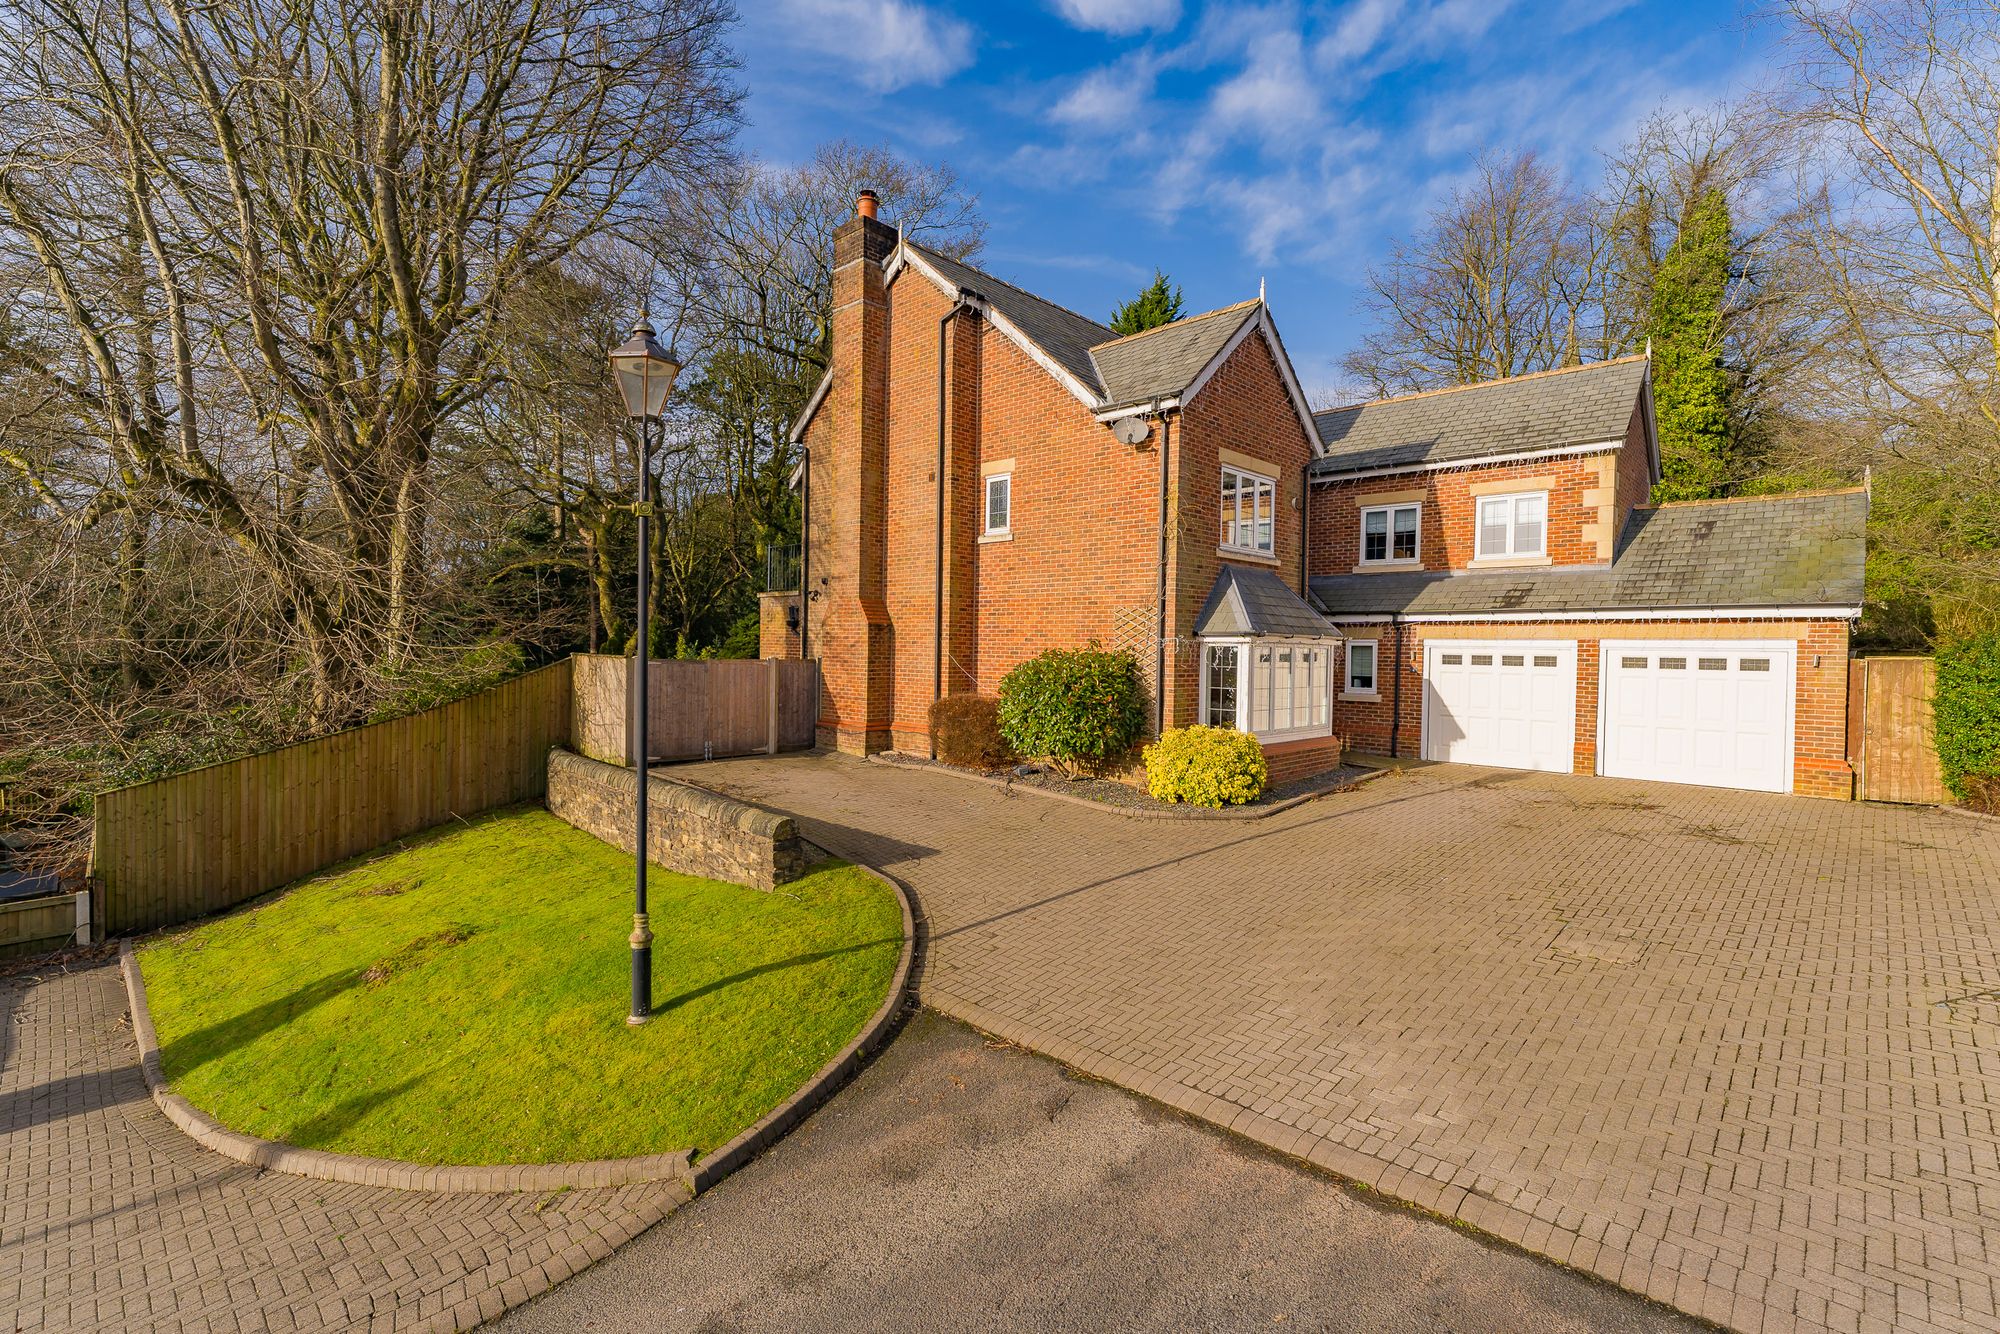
(659, 936, 902, 1012)
(155, 967, 366, 1078)
(279, 1072, 428, 1150)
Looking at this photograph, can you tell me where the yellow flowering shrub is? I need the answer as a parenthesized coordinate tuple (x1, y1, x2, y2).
(1143, 725, 1267, 808)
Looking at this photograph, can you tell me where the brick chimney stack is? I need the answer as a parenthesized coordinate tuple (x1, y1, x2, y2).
(813, 190, 900, 753)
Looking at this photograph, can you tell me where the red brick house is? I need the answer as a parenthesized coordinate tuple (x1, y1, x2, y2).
(762, 193, 1867, 799)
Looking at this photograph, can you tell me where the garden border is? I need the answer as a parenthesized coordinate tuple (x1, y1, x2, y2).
(866, 751, 1391, 820)
(117, 855, 916, 1198)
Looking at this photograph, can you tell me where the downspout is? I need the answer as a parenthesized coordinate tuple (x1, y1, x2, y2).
(1387, 612, 1405, 759)
(1153, 403, 1172, 736)
(798, 442, 810, 663)
(933, 290, 975, 757)
(1299, 463, 1311, 591)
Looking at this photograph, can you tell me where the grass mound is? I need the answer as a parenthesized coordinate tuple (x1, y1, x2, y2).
(137, 806, 902, 1165)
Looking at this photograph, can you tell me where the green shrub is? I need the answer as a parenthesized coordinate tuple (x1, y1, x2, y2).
(1933, 633, 2000, 812)
(996, 643, 1147, 775)
(930, 695, 1013, 770)
(1143, 725, 1267, 808)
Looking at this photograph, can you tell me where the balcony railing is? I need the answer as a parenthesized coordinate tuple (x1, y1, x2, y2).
(764, 543, 801, 593)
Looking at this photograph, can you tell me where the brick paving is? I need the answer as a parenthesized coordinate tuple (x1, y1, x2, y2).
(682, 752, 2000, 1334)
(0, 963, 682, 1332)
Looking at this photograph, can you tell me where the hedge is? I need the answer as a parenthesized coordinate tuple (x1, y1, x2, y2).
(1933, 633, 2000, 812)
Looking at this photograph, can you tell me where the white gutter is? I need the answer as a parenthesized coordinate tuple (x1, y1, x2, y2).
(1319, 606, 1863, 625)
(1308, 439, 1625, 484)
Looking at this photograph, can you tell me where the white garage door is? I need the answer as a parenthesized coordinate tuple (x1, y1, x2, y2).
(1423, 641, 1576, 773)
(1599, 641, 1795, 793)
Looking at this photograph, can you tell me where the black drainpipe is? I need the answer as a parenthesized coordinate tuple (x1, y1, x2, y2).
(933, 291, 976, 757)
(1153, 403, 1172, 736)
(1387, 612, 1405, 759)
(797, 442, 810, 663)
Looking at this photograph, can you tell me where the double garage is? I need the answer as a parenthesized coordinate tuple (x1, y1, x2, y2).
(1420, 636, 1799, 795)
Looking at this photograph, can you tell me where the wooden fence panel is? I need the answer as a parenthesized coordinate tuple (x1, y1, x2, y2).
(779, 661, 821, 748)
(90, 660, 574, 936)
(570, 656, 822, 764)
(1857, 656, 1953, 805)
(0, 893, 87, 960)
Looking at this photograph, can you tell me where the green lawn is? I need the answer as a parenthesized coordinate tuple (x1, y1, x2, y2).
(136, 806, 903, 1165)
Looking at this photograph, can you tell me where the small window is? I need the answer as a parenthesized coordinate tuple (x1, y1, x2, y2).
(1501, 654, 1524, 667)
(1621, 656, 1648, 669)
(1660, 656, 1687, 670)
(1441, 653, 1462, 665)
(1475, 491, 1548, 560)
(1471, 653, 1493, 666)
(1740, 658, 1771, 672)
(1534, 654, 1558, 668)
(1347, 640, 1377, 693)
(1221, 466, 1276, 555)
(1204, 643, 1240, 728)
(1699, 657, 1728, 671)
(984, 473, 1011, 535)
(1360, 503, 1420, 564)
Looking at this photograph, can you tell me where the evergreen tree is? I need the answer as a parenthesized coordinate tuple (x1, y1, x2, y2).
(1648, 188, 1736, 501)
(1108, 270, 1185, 336)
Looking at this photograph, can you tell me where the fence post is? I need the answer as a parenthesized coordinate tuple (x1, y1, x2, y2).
(74, 889, 91, 946)
(766, 658, 780, 755)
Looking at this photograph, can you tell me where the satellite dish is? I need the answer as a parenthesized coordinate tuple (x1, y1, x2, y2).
(1111, 416, 1152, 446)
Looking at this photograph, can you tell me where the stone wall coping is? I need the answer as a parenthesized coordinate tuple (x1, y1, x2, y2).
(119, 851, 916, 1201)
(868, 751, 1390, 821)
(550, 750, 799, 842)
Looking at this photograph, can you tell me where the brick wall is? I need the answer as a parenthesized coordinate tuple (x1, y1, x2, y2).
(1329, 618, 1854, 798)
(545, 749, 809, 889)
(1308, 448, 1630, 576)
(758, 592, 800, 660)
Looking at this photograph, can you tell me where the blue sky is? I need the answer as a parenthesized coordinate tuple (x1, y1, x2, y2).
(733, 1, 1778, 399)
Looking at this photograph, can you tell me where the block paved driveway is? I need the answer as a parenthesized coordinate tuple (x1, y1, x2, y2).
(0, 962, 679, 1332)
(680, 752, 2000, 1334)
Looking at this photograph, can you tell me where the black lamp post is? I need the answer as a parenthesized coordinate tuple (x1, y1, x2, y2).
(608, 316, 681, 1026)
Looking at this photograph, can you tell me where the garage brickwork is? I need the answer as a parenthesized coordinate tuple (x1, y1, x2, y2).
(1331, 618, 1854, 798)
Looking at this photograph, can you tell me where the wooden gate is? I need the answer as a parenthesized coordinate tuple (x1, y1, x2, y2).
(1853, 656, 1953, 805)
(570, 654, 821, 765)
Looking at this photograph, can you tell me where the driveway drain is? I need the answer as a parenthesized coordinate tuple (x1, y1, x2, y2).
(1545, 924, 1649, 966)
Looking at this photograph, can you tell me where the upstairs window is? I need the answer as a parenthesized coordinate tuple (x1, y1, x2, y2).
(984, 473, 1011, 536)
(1360, 504, 1420, 564)
(1475, 492, 1546, 559)
(1220, 466, 1275, 555)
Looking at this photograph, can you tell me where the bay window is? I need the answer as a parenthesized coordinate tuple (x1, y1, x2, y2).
(1199, 638, 1334, 741)
(1475, 491, 1546, 559)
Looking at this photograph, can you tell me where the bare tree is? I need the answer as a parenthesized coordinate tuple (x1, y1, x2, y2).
(1780, 0, 2000, 638)
(1342, 151, 1609, 395)
(0, 0, 740, 723)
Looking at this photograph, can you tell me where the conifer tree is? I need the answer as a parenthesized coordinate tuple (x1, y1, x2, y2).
(1648, 188, 1736, 500)
(1108, 270, 1186, 335)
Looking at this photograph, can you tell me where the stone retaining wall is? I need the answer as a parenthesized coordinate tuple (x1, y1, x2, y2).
(546, 749, 808, 889)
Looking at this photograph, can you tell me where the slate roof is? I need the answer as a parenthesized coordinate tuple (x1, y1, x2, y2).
(1312, 357, 1651, 475)
(1194, 564, 1344, 638)
(905, 244, 1113, 397)
(1091, 300, 1262, 412)
(1308, 489, 1868, 619)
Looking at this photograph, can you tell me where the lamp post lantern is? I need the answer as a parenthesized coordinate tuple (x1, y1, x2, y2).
(608, 315, 681, 1025)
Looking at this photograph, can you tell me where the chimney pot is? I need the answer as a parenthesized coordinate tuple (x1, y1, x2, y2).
(856, 189, 879, 220)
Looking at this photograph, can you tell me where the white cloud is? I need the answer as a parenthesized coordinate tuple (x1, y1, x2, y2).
(1049, 61, 1157, 130)
(1051, 0, 1181, 36)
(774, 0, 976, 93)
(1316, 0, 1401, 66)
(1209, 31, 1321, 148)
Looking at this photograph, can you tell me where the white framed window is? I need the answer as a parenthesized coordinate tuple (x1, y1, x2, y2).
(1346, 639, 1378, 694)
(1203, 642, 1241, 729)
(1220, 465, 1276, 556)
(984, 473, 1011, 536)
(1360, 503, 1420, 564)
(1199, 637, 1332, 741)
(1474, 491, 1546, 559)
